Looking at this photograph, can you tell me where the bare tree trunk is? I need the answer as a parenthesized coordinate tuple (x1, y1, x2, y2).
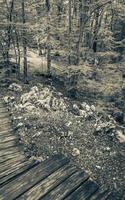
(5, 0, 14, 74)
(37, 37, 42, 56)
(92, 9, 100, 53)
(47, 42, 51, 76)
(22, 0, 28, 83)
(76, 0, 84, 65)
(13, 8, 21, 79)
(46, 0, 51, 76)
(68, 0, 72, 65)
(15, 29, 21, 78)
(76, 0, 88, 64)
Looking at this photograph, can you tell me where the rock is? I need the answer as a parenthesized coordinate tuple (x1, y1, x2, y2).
(85, 104, 90, 111)
(3, 96, 15, 103)
(79, 109, 87, 117)
(36, 99, 51, 111)
(3, 96, 9, 103)
(106, 147, 111, 151)
(96, 165, 101, 169)
(91, 105, 96, 112)
(72, 148, 80, 156)
(22, 102, 32, 108)
(21, 93, 30, 104)
(26, 105, 36, 112)
(58, 92, 63, 96)
(9, 83, 22, 92)
(96, 125, 101, 131)
(88, 111, 93, 116)
(66, 121, 72, 127)
(112, 111, 124, 124)
(68, 131, 73, 137)
(17, 122, 23, 127)
(44, 103, 51, 111)
(73, 104, 79, 110)
(31, 86, 39, 93)
(72, 104, 80, 115)
(116, 130, 125, 143)
(81, 102, 87, 108)
(36, 156, 44, 162)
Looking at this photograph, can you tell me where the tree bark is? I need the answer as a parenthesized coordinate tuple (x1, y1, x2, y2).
(6, 0, 14, 74)
(46, 0, 51, 76)
(22, 0, 28, 83)
(68, 0, 72, 65)
(76, 0, 84, 65)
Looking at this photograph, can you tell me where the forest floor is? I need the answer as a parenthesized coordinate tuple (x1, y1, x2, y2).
(4, 50, 125, 199)
(1, 76, 125, 200)
(10, 48, 125, 114)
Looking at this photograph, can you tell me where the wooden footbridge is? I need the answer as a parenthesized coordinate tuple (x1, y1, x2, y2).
(0, 96, 111, 200)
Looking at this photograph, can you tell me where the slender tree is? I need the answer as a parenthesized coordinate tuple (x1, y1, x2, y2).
(68, 0, 72, 65)
(6, 0, 14, 74)
(22, 0, 28, 83)
(46, 0, 51, 76)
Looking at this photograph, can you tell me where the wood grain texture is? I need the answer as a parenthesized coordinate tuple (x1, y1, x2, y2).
(65, 178, 99, 200)
(41, 169, 89, 200)
(0, 140, 17, 149)
(17, 163, 78, 200)
(0, 159, 37, 187)
(0, 152, 22, 163)
(90, 186, 111, 200)
(0, 156, 26, 174)
(0, 135, 16, 143)
(0, 155, 69, 200)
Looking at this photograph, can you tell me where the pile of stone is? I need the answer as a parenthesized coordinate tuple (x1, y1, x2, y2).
(3, 82, 124, 160)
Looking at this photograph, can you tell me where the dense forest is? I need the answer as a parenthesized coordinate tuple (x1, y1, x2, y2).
(0, 0, 125, 77)
(0, 0, 125, 199)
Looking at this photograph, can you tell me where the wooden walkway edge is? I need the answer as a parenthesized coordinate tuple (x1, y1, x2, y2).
(0, 96, 111, 200)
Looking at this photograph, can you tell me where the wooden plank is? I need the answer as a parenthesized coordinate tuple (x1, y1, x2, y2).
(0, 140, 17, 150)
(0, 125, 11, 130)
(0, 106, 8, 110)
(0, 131, 15, 138)
(0, 123, 11, 128)
(17, 163, 78, 200)
(0, 155, 69, 200)
(0, 130, 15, 138)
(0, 135, 16, 143)
(0, 121, 11, 126)
(90, 186, 111, 200)
(0, 104, 7, 108)
(0, 152, 22, 164)
(0, 104, 5, 107)
(0, 158, 29, 178)
(0, 115, 10, 119)
(0, 128, 12, 134)
(65, 178, 99, 200)
(0, 156, 26, 174)
(0, 129, 13, 134)
(0, 108, 9, 112)
(0, 128, 12, 133)
(0, 146, 20, 157)
(0, 159, 37, 187)
(41, 170, 89, 200)
(0, 120, 11, 124)
(0, 114, 10, 119)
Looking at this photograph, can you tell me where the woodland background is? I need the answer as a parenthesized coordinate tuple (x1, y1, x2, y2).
(0, 1, 125, 199)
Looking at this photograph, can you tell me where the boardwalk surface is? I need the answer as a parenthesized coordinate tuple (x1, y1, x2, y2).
(0, 96, 111, 200)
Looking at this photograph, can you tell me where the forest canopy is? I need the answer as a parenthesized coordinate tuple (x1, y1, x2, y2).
(0, 0, 125, 82)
